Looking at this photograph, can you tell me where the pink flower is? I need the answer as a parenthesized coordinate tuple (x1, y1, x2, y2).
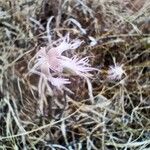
(61, 56, 96, 77)
(49, 77, 71, 89)
(36, 47, 63, 73)
(54, 34, 82, 53)
(31, 34, 96, 89)
(108, 63, 125, 80)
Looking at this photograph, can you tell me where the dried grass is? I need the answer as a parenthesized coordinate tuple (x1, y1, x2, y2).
(0, 0, 150, 149)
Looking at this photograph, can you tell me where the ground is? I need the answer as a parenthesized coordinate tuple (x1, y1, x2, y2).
(0, 0, 150, 149)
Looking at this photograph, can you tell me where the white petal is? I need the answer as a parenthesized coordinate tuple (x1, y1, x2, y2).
(61, 56, 95, 77)
(49, 77, 71, 88)
(55, 34, 83, 53)
(108, 64, 125, 80)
